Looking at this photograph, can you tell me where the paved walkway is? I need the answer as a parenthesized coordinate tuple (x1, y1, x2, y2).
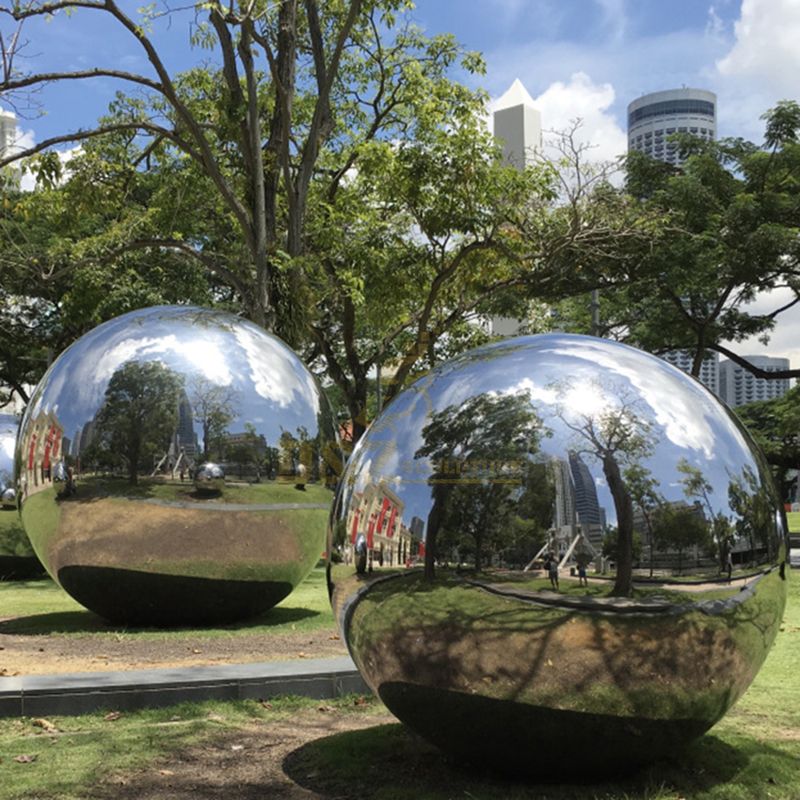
(0, 656, 367, 718)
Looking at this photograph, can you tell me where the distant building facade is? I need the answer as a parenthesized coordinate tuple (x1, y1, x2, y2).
(0, 110, 21, 188)
(719, 356, 791, 407)
(660, 350, 720, 395)
(627, 88, 716, 167)
(490, 79, 542, 337)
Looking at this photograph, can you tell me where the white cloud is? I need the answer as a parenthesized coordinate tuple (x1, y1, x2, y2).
(532, 71, 628, 162)
(717, 0, 800, 94)
(234, 326, 320, 410)
(711, 0, 800, 141)
(593, 0, 627, 42)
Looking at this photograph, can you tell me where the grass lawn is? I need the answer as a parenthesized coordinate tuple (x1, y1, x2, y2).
(0, 565, 334, 637)
(73, 475, 334, 505)
(0, 509, 34, 557)
(0, 572, 797, 798)
(787, 510, 800, 533)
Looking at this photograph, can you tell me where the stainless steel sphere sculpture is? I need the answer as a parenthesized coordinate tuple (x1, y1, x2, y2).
(194, 462, 225, 494)
(17, 306, 340, 625)
(0, 414, 17, 509)
(327, 334, 788, 773)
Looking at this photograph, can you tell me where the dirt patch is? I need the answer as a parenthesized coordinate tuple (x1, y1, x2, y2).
(55, 498, 311, 570)
(0, 628, 347, 676)
(96, 709, 397, 800)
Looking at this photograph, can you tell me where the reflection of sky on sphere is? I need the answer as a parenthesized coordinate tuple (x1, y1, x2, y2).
(346, 335, 768, 534)
(25, 307, 323, 453)
(0, 414, 17, 481)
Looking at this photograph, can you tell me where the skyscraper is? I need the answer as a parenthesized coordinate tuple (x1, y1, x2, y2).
(627, 88, 716, 167)
(493, 79, 542, 171)
(490, 79, 542, 336)
(0, 110, 21, 188)
(568, 451, 603, 527)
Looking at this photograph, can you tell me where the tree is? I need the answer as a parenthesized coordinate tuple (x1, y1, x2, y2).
(555, 381, 655, 597)
(414, 391, 544, 579)
(188, 376, 237, 461)
(94, 360, 183, 484)
(736, 386, 800, 500)
(602, 526, 642, 565)
(623, 462, 663, 577)
(551, 102, 800, 381)
(1, 1, 391, 334)
(0, 165, 213, 407)
(676, 457, 732, 570)
(651, 502, 710, 575)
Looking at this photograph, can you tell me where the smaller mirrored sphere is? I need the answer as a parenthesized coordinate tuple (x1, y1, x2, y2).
(0, 413, 41, 579)
(194, 462, 225, 494)
(1, 487, 15, 509)
(17, 306, 340, 624)
(0, 413, 16, 503)
(328, 334, 788, 773)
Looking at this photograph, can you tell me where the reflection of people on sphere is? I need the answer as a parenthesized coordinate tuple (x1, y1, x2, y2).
(295, 463, 307, 491)
(64, 466, 76, 497)
(545, 553, 559, 591)
(726, 551, 733, 582)
(355, 534, 368, 575)
(578, 563, 588, 587)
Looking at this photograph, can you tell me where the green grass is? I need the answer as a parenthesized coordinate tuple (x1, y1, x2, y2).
(0, 565, 334, 636)
(787, 511, 800, 533)
(73, 475, 334, 505)
(0, 695, 378, 800)
(488, 573, 740, 604)
(0, 508, 34, 557)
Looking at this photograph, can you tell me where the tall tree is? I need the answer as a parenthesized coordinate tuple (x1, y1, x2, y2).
(736, 387, 800, 501)
(94, 360, 184, 484)
(555, 381, 655, 597)
(550, 102, 800, 381)
(414, 391, 543, 580)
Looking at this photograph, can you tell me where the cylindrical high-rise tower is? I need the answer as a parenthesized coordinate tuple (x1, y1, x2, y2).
(627, 88, 716, 166)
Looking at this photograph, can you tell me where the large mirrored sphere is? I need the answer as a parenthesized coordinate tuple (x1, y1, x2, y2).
(17, 306, 340, 624)
(328, 334, 788, 773)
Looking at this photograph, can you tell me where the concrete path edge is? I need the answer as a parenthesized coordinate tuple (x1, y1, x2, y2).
(0, 656, 368, 718)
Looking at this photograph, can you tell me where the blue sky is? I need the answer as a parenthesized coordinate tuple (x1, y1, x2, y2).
(2, 0, 799, 364)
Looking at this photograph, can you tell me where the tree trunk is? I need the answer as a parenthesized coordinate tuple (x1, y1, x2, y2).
(604, 453, 634, 597)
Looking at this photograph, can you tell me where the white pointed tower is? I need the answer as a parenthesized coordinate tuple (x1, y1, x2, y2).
(492, 79, 542, 170)
(488, 80, 542, 337)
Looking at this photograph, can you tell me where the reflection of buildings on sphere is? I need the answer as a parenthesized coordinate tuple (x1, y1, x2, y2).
(549, 452, 607, 556)
(344, 480, 420, 568)
(172, 392, 199, 459)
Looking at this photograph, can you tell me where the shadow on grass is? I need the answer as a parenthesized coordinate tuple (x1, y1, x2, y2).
(0, 605, 322, 635)
(281, 723, 799, 799)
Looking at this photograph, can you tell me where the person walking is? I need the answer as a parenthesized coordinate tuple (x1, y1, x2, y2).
(545, 552, 559, 591)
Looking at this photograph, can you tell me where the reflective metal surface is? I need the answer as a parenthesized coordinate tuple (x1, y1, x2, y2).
(328, 334, 788, 772)
(194, 462, 225, 494)
(0, 414, 16, 509)
(17, 306, 340, 624)
(0, 412, 41, 579)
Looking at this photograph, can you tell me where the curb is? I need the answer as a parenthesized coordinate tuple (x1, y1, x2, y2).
(0, 656, 368, 718)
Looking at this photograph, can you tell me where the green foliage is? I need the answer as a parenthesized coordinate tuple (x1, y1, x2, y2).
(550, 101, 800, 377)
(93, 361, 184, 484)
(736, 385, 800, 499)
(414, 391, 545, 573)
(602, 526, 642, 562)
(650, 503, 711, 574)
